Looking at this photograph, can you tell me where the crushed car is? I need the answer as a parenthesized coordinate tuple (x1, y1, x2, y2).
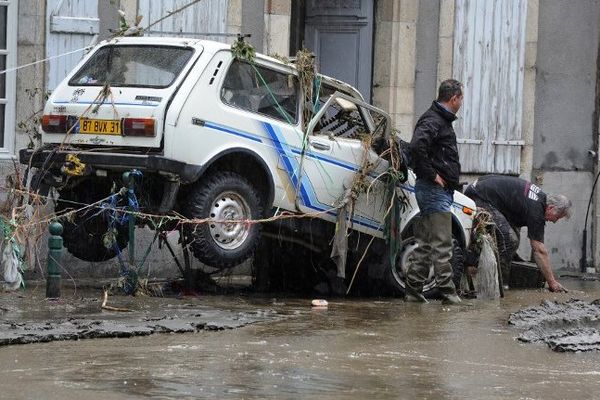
(20, 36, 476, 296)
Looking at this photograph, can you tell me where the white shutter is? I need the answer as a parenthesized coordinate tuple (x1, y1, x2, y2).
(453, 0, 527, 174)
(138, 0, 228, 43)
(0, 0, 17, 155)
(46, 0, 99, 90)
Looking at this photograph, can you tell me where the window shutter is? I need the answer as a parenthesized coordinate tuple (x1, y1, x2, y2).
(138, 0, 228, 42)
(46, 0, 99, 90)
(452, 0, 527, 174)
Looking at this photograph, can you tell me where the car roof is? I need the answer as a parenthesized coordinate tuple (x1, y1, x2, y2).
(98, 37, 364, 100)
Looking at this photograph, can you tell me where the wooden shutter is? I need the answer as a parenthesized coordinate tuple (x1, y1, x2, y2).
(138, 0, 228, 42)
(453, 0, 527, 174)
(46, 0, 100, 90)
(46, 0, 99, 90)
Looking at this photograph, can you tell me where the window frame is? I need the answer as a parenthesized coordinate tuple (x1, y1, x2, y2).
(67, 44, 195, 89)
(219, 57, 301, 126)
(0, 0, 17, 157)
(311, 82, 374, 140)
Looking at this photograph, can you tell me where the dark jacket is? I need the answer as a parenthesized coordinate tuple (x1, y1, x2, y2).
(409, 101, 461, 190)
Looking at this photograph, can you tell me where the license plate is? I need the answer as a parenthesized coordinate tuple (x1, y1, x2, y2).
(79, 118, 121, 135)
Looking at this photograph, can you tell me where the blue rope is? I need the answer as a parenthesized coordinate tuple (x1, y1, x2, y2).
(99, 171, 142, 294)
(312, 75, 322, 114)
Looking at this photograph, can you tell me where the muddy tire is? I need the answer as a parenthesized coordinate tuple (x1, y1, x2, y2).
(386, 235, 464, 297)
(183, 171, 263, 268)
(55, 180, 129, 262)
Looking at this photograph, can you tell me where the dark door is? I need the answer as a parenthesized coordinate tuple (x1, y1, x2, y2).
(304, 0, 374, 101)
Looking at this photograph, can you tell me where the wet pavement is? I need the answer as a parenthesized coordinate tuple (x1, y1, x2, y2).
(1, 278, 600, 399)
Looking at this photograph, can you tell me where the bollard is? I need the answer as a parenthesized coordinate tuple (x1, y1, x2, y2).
(46, 222, 63, 298)
(123, 171, 137, 265)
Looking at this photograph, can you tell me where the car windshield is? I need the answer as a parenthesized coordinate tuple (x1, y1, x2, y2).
(69, 45, 194, 88)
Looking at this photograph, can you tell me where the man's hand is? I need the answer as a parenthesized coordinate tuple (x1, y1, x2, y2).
(434, 174, 446, 187)
(548, 280, 568, 293)
(531, 240, 567, 293)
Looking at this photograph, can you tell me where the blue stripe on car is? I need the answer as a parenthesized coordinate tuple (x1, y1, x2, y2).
(262, 122, 382, 231)
(204, 122, 263, 143)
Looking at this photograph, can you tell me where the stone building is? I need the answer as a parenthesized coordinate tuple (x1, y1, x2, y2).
(5, 0, 600, 277)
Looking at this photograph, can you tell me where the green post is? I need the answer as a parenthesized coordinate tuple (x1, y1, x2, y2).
(123, 171, 136, 265)
(46, 222, 63, 298)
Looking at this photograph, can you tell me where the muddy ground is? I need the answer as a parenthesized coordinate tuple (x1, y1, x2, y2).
(509, 298, 600, 352)
(0, 277, 599, 399)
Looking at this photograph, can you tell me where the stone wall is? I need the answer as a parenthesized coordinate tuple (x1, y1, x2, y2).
(532, 0, 600, 271)
(14, 0, 46, 155)
(263, 0, 291, 57)
(372, 0, 419, 141)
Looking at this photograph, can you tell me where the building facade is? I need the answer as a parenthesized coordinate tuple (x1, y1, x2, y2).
(6, 0, 600, 276)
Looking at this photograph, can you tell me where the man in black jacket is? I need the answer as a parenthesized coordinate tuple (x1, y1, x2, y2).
(406, 79, 463, 304)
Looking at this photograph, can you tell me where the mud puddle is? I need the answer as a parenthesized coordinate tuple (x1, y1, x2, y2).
(0, 288, 283, 346)
(509, 298, 600, 352)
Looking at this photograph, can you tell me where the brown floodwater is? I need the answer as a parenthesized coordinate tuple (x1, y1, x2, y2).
(1, 278, 599, 399)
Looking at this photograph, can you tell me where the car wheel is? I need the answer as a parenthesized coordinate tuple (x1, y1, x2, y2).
(183, 171, 263, 268)
(55, 180, 129, 262)
(387, 236, 464, 297)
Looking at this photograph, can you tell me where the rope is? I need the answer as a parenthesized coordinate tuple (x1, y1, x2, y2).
(250, 64, 294, 125)
(2, 186, 341, 231)
(0, 46, 94, 77)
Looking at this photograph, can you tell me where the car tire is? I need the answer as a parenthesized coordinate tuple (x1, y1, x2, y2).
(55, 181, 129, 262)
(386, 235, 464, 298)
(183, 171, 263, 268)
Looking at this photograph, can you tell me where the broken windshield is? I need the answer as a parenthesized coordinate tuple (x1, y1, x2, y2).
(69, 45, 194, 88)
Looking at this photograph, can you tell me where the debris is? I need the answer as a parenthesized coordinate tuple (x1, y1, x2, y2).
(231, 36, 255, 62)
(1, 238, 22, 290)
(0, 307, 281, 346)
(330, 188, 353, 278)
(101, 289, 132, 312)
(61, 154, 86, 177)
(469, 209, 504, 297)
(0, 165, 48, 290)
(311, 299, 328, 308)
(509, 298, 600, 352)
(475, 234, 500, 299)
(115, 9, 144, 37)
(295, 47, 317, 131)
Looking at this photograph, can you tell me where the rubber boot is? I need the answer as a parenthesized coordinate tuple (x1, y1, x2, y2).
(497, 225, 520, 287)
(405, 215, 432, 303)
(428, 212, 459, 302)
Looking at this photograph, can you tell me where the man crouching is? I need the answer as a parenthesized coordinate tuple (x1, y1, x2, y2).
(465, 175, 571, 293)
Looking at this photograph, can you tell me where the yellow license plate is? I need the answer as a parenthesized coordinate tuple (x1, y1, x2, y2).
(79, 118, 121, 135)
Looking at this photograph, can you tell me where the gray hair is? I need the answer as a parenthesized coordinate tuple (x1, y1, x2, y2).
(437, 79, 463, 102)
(547, 194, 572, 218)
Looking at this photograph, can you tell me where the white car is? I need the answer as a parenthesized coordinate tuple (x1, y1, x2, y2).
(21, 37, 476, 295)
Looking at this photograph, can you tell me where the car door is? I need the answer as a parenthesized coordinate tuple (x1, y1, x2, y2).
(303, 89, 392, 237)
(180, 53, 327, 217)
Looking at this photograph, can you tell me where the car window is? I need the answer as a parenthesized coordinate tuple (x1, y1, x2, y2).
(221, 60, 299, 124)
(313, 84, 369, 139)
(69, 45, 194, 88)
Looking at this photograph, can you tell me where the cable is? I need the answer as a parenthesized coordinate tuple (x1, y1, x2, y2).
(0, 46, 93, 76)
(580, 169, 600, 272)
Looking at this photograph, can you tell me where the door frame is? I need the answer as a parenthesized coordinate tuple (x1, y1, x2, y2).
(292, 0, 375, 102)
